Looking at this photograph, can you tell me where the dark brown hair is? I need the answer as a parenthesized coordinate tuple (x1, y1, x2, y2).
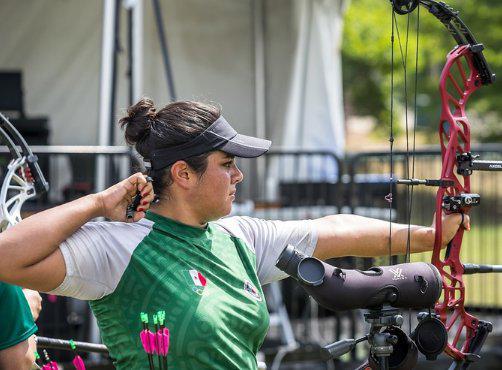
(119, 98, 221, 198)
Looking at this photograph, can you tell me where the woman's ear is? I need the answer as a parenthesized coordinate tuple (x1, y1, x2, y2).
(170, 161, 192, 189)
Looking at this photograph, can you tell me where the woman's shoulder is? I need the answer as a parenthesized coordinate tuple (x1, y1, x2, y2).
(212, 215, 259, 234)
(212, 215, 296, 235)
(212, 215, 280, 245)
(212, 215, 317, 251)
(63, 218, 154, 252)
(54, 218, 156, 300)
(82, 218, 154, 235)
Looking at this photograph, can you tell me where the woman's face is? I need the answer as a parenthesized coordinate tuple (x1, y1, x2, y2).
(191, 151, 243, 221)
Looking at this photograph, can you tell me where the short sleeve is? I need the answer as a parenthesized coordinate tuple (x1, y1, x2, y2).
(48, 219, 152, 300)
(213, 216, 318, 285)
(0, 283, 37, 350)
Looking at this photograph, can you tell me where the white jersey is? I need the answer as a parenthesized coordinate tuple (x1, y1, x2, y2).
(50, 215, 318, 300)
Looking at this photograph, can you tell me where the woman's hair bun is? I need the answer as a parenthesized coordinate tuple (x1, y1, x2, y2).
(119, 97, 157, 145)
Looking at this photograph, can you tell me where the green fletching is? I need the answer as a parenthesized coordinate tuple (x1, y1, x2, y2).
(34, 351, 40, 360)
(153, 314, 158, 325)
(140, 312, 149, 324)
(69, 339, 76, 351)
(157, 310, 165, 325)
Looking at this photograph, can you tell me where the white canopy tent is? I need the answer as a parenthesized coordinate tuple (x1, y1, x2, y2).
(281, 0, 346, 159)
(0, 0, 348, 357)
(0, 0, 347, 195)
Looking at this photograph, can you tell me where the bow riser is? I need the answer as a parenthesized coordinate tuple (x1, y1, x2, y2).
(434, 45, 479, 261)
(432, 44, 485, 361)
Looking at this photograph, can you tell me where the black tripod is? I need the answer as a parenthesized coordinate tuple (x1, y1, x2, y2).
(322, 307, 417, 370)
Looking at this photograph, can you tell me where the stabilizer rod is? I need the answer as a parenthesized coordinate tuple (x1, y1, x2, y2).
(469, 160, 502, 172)
(394, 178, 454, 187)
(457, 153, 502, 176)
(463, 264, 502, 274)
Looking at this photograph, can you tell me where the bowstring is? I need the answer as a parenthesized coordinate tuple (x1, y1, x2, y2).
(388, 6, 395, 266)
(389, 9, 407, 266)
(392, 7, 416, 264)
(403, 10, 412, 265)
(408, 5, 420, 263)
(389, 8, 411, 266)
(392, 3, 420, 334)
(405, 3, 421, 336)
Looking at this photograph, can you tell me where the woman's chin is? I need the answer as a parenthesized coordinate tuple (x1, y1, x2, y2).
(208, 205, 232, 221)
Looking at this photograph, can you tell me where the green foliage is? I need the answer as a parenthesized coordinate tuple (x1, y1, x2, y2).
(342, 0, 502, 143)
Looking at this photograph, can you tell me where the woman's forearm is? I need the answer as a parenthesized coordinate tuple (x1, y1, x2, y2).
(313, 214, 435, 260)
(390, 222, 435, 255)
(0, 194, 103, 284)
(0, 173, 153, 291)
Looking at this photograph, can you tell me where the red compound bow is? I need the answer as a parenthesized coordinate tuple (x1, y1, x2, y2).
(391, 1, 502, 368)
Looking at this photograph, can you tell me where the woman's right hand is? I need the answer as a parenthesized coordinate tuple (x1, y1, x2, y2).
(22, 289, 42, 321)
(96, 173, 155, 222)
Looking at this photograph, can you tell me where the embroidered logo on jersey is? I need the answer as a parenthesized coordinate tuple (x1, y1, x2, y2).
(183, 269, 207, 295)
(243, 280, 262, 301)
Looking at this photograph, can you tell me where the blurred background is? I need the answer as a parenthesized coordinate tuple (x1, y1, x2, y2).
(0, 0, 500, 368)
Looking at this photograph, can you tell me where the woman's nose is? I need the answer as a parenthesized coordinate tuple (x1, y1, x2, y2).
(232, 165, 244, 184)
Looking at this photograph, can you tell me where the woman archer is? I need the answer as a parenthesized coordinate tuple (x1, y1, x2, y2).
(0, 99, 467, 369)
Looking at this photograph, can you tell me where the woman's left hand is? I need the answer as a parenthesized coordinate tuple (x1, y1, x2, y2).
(432, 211, 470, 248)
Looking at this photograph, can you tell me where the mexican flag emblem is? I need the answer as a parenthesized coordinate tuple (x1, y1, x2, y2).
(184, 269, 207, 295)
(244, 280, 262, 301)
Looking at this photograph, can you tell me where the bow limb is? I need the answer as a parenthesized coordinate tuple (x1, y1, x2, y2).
(0, 113, 49, 231)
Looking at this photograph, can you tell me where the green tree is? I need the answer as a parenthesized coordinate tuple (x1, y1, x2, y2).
(342, 0, 502, 142)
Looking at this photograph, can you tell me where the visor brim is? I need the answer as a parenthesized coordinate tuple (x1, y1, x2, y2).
(220, 134, 271, 158)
